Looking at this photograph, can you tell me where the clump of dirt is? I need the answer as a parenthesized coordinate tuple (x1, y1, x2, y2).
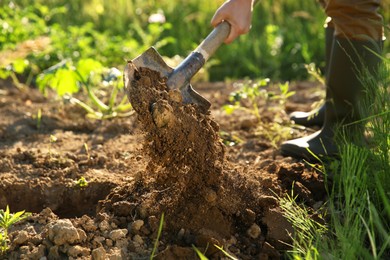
(126, 64, 224, 186)
(95, 64, 292, 258)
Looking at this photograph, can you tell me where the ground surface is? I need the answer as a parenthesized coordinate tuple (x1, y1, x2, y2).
(0, 75, 326, 260)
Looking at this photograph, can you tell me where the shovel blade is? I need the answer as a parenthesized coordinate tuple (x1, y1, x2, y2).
(124, 47, 210, 113)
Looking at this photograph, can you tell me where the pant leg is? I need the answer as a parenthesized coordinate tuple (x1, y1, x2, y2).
(324, 0, 383, 41)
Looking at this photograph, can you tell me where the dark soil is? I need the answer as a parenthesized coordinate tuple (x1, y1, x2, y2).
(0, 68, 326, 260)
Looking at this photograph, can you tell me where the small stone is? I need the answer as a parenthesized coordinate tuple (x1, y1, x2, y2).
(151, 100, 175, 128)
(140, 226, 150, 235)
(138, 204, 148, 219)
(107, 247, 122, 260)
(177, 228, 185, 240)
(133, 234, 144, 245)
(203, 188, 217, 204)
(106, 239, 113, 247)
(148, 216, 158, 231)
(48, 219, 80, 245)
(169, 89, 183, 103)
(77, 228, 87, 242)
(110, 222, 118, 229)
(92, 247, 106, 260)
(13, 230, 29, 245)
(99, 220, 110, 232)
(109, 229, 128, 241)
(94, 236, 105, 243)
(28, 244, 46, 259)
(115, 238, 129, 249)
(247, 223, 261, 239)
(130, 220, 144, 233)
(80, 215, 97, 232)
(67, 245, 90, 257)
(112, 201, 133, 216)
(48, 246, 60, 259)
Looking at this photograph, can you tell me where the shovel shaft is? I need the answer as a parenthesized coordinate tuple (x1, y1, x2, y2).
(166, 21, 231, 90)
(195, 21, 231, 62)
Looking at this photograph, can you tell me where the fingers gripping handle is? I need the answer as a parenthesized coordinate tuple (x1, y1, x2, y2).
(195, 21, 231, 62)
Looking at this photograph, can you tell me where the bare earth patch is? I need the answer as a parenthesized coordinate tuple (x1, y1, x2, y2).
(0, 75, 326, 259)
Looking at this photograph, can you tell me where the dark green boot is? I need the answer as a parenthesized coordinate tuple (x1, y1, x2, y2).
(281, 37, 382, 161)
(289, 26, 334, 127)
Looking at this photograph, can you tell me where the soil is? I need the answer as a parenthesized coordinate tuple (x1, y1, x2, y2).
(0, 66, 327, 260)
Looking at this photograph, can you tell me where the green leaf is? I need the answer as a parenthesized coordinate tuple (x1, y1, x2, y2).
(52, 69, 79, 96)
(222, 104, 237, 115)
(192, 245, 208, 260)
(76, 58, 103, 82)
(12, 59, 28, 74)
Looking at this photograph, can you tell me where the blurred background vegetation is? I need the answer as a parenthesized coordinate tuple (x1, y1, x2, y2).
(1, 0, 389, 85)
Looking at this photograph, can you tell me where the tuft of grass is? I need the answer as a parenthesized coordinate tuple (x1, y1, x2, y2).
(278, 187, 327, 259)
(283, 57, 389, 259)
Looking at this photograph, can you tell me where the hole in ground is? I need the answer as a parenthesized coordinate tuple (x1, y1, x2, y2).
(0, 180, 116, 218)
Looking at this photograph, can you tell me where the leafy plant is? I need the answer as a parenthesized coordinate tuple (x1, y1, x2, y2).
(75, 177, 88, 188)
(37, 59, 133, 119)
(223, 79, 295, 147)
(0, 206, 31, 254)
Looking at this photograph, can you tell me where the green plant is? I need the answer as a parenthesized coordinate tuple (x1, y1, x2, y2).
(223, 79, 295, 147)
(49, 134, 57, 157)
(214, 245, 238, 260)
(75, 177, 88, 188)
(192, 245, 208, 260)
(0, 206, 31, 254)
(150, 212, 164, 259)
(278, 188, 327, 259)
(37, 59, 134, 119)
(301, 56, 390, 259)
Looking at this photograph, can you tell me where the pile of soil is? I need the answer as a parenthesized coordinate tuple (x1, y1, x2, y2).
(0, 66, 326, 259)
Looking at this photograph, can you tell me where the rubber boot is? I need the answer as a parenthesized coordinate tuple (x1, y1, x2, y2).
(280, 37, 382, 161)
(289, 26, 334, 127)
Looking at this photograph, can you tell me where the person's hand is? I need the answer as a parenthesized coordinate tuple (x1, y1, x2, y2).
(211, 0, 254, 44)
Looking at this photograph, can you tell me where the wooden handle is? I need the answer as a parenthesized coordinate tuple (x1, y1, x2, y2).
(194, 21, 231, 62)
(166, 21, 231, 90)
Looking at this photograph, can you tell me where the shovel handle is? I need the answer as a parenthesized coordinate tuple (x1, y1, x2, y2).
(195, 21, 231, 62)
(166, 21, 231, 90)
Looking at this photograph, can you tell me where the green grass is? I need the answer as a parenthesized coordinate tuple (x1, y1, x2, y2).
(280, 57, 390, 259)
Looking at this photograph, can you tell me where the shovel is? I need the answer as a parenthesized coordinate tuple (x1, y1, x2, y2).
(124, 21, 231, 113)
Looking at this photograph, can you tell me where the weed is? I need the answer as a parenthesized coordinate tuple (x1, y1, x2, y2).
(223, 79, 295, 147)
(74, 177, 88, 188)
(36, 109, 42, 130)
(214, 245, 239, 260)
(37, 60, 134, 120)
(150, 212, 164, 259)
(277, 188, 327, 259)
(48, 134, 57, 157)
(192, 245, 208, 260)
(0, 206, 31, 254)
(83, 143, 90, 159)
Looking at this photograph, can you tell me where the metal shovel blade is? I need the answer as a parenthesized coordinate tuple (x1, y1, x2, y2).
(124, 47, 211, 112)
